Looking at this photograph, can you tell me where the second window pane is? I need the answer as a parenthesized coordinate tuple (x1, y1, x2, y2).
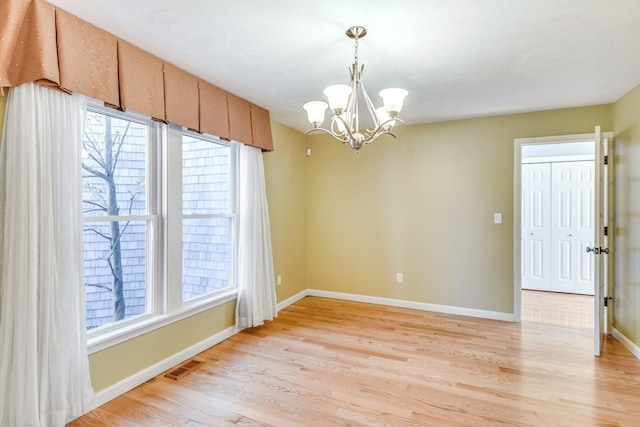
(182, 135, 229, 214)
(182, 217, 231, 301)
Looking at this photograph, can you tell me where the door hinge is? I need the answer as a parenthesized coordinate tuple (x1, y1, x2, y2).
(604, 296, 612, 307)
(604, 155, 608, 165)
(604, 226, 608, 236)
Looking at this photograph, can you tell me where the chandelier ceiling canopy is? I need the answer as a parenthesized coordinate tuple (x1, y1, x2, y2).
(303, 26, 408, 153)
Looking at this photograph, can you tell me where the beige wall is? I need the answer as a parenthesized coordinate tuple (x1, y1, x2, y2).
(306, 105, 612, 314)
(612, 84, 640, 347)
(263, 121, 309, 301)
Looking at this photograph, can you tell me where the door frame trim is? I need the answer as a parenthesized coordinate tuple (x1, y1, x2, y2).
(513, 133, 596, 322)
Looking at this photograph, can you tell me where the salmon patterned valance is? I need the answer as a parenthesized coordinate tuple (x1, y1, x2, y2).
(199, 81, 230, 140)
(0, 0, 273, 151)
(163, 62, 199, 131)
(118, 40, 165, 121)
(56, 8, 119, 106)
(0, 0, 59, 89)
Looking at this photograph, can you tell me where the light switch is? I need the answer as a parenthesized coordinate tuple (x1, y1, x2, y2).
(493, 213, 503, 224)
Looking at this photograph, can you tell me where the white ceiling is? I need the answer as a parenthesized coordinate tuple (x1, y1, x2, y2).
(47, 0, 640, 132)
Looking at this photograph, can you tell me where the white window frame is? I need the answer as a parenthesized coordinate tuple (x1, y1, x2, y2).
(85, 105, 238, 354)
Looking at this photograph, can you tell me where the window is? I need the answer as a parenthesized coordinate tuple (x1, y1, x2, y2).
(82, 106, 238, 349)
(182, 134, 236, 302)
(82, 109, 155, 330)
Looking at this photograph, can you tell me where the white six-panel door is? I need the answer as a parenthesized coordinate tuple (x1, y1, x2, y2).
(522, 161, 595, 294)
(551, 161, 595, 294)
(521, 163, 551, 291)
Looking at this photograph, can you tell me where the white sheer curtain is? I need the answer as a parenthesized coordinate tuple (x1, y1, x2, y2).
(0, 83, 94, 426)
(235, 144, 277, 329)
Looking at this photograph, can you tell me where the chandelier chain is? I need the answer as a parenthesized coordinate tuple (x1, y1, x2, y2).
(354, 36, 359, 65)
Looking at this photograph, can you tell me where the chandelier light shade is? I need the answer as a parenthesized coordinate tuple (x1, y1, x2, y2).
(303, 101, 328, 128)
(303, 26, 408, 152)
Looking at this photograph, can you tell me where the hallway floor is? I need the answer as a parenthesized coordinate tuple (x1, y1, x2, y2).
(522, 289, 594, 329)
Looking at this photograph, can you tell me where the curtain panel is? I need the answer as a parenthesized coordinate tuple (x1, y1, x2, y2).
(0, 0, 273, 151)
(0, 82, 94, 426)
(236, 144, 278, 329)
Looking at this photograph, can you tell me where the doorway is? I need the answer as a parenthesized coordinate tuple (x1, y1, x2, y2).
(515, 135, 596, 329)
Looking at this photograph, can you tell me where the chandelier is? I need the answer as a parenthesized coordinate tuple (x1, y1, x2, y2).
(303, 26, 408, 152)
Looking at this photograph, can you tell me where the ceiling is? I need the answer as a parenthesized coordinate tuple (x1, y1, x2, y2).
(46, 0, 640, 133)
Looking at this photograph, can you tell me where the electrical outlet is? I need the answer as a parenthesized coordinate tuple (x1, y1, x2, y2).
(277, 274, 282, 286)
(396, 273, 403, 283)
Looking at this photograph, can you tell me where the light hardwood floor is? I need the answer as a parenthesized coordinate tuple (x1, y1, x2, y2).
(521, 289, 594, 329)
(69, 297, 640, 426)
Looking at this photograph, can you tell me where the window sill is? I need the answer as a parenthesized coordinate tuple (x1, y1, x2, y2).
(88, 288, 238, 354)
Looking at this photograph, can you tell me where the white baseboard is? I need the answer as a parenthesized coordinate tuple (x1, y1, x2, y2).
(88, 324, 240, 411)
(306, 289, 515, 322)
(276, 289, 310, 311)
(612, 327, 640, 360)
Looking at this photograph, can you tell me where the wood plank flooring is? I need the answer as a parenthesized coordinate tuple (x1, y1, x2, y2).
(68, 297, 640, 426)
(522, 290, 594, 329)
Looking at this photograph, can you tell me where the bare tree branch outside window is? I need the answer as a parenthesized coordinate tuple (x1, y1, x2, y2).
(82, 113, 144, 324)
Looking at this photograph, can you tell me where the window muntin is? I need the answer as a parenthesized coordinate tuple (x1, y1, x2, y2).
(82, 109, 155, 330)
(182, 134, 235, 302)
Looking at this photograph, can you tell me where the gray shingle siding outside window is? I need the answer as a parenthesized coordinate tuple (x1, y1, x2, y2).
(83, 113, 148, 329)
(83, 114, 233, 330)
(182, 136, 231, 301)
(84, 221, 148, 329)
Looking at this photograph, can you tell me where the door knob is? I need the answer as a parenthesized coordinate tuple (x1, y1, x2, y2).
(586, 247, 609, 255)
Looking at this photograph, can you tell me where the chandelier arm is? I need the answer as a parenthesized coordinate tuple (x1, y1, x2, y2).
(333, 114, 360, 144)
(304, 126, 349, 143)
(366, 126, 398, 144)
(329, 116, 342, 136)
(359, 80, 380, 134)
(366, 116, 406, 134)
(348, 64, 359, 134)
